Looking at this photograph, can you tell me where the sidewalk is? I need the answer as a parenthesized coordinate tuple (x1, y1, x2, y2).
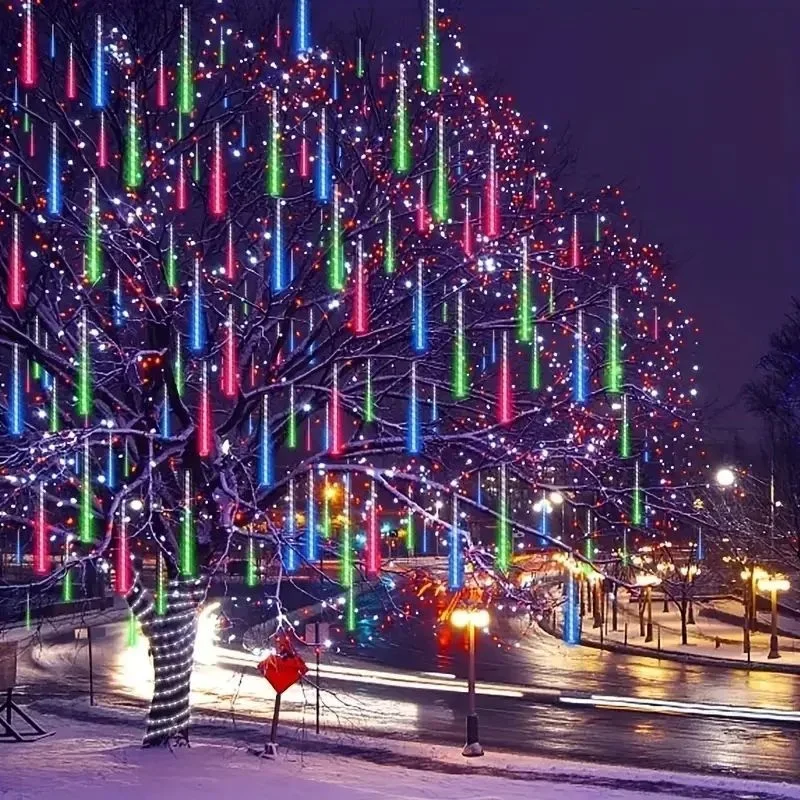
(8, 704, 800, 800)
(570, 592, 800, 671)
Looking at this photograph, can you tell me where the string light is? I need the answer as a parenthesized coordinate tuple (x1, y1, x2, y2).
(497, 330, 513, 425)
(407, 361, 422, 454)
(606, 286, 623, 394)
(294, 0, 311, 56)
(208, 122, 227, 217)
(221, 304, 238, 398)
(8, 215, 24, 310)
(156, 50, 168, 109)
(7, 345, 23, 436)
(364, 359, 375, 423)
(286, 477, 298, 572)
(259, 394, 274, 488)
(452, 290, 468, 399)
(433, 114, 449, 223)
(92, 15, 106, 108)
(124, 83, 142, 189)
(76, 308, 93, 422)
(78, 437, 93, 544)
(330, 363, 342, 456)
(306, 468, 317, 562)
(316, 108, 331, 202)
(412, 260, 428, 353)
(497, 465, 510, 571)
(116, 511, 131, 595)
(267, 90, 282, 197)
(195, 362, 214, 458)
(20, 2, 37, 89)
(353, 237, 369, 334)
(366, 478, 380, 577)
(423, 0, 440, 94)
(47, 123, 61, 216)
(449, 494, 463, 589)
(393, 62, 411, 174)
(178, 6, 193, 115)
(180, 471, 195, 576)
(34, 481, 48, 576)
(573, 309, 587, 405)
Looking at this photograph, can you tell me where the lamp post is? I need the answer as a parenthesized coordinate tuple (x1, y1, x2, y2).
(636, 574, 660, 643)
(680, 564, 700, 626)
(451, 606, 490, 757)
(740, 566, 767, 652)
(657, 562, 675, 612)
(757, 575, 790, 659)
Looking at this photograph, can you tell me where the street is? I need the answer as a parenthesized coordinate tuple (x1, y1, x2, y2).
(12, 593, 800, 782)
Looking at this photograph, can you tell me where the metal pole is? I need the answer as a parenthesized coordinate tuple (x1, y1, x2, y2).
(769, 589, 780, 659)
(645, 587, 654, 643)
(639, 596, 645, 637)
(612, 592, 618, 632)
(315, 622, 321, 734)
(467, 622, 476, 719)
(270, 693, 281, 745)
(462, 619, 483, 757)
(743, 602, 750, 654)
(88, 626, 95, 706)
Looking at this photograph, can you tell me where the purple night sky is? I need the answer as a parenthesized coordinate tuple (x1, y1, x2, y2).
(317, 0, 800, 439)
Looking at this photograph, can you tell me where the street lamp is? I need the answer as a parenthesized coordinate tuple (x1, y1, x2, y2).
(636, 574, 660, 643)
(656, 562, 675, 612)
(679, 564, 701, 626)
(451, 606, 490, 757)
(756, 575, 790, 659)
(715, 467, 736, 488)
(740, 566, 768, 652)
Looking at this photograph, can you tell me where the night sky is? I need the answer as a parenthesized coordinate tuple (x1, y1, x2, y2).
(317, 0, 800, 439)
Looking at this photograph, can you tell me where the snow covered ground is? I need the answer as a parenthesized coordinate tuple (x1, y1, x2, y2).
(2, 710, 800, 800)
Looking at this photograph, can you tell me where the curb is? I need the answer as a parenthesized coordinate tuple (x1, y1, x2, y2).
(540, 616, 800, 675)
(579, 635, 800, 675)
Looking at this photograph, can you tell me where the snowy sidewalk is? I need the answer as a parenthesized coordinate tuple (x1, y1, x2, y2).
(574, 593, 800, 669)
(2, 710, 800, 800)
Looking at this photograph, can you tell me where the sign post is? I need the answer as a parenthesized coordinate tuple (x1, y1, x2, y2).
(75, 626, 106, 706)
(305, 621, 329, 734)
(256, 635, 308, 757)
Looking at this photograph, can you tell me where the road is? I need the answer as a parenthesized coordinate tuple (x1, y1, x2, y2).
(12, 593, 800, 783)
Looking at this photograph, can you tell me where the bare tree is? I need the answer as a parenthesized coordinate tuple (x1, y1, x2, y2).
(0, 0, 702, 744)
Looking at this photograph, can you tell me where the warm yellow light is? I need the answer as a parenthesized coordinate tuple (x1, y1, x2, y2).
(758, 576, 790, 593)
(450, 607, 490, 629)
(680, 565, 700, 578)
(636, 574, 661, 587)
(741, 566, 769, 581)
(471, 608, 490, 628)
(549, 491, 564, 506)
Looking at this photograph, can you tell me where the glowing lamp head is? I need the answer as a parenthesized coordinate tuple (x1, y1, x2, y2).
(451, 607, 490, 629)
(635, 573, 661, 587)
(715, 467, 736, 488)
(757, 576, 790, 593)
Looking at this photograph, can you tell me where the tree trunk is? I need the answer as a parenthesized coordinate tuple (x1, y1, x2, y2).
(680, 599, 688, 645)
(127, 573, 203, 747)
